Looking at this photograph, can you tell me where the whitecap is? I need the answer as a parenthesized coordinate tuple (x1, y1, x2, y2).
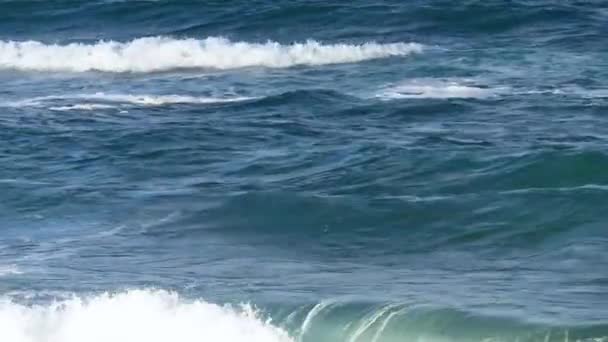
(0, 37, 423, 73)
(0, 289, 293, 342)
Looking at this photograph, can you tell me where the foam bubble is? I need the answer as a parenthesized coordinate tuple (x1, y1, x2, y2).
(0, 289, 293, 342)
(0, 37, 423, 73)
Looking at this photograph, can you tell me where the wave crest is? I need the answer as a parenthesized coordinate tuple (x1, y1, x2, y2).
(0, 37, 423, 73)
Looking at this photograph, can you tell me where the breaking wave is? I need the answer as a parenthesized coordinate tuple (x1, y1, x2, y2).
(2, 290, 605, 342)
(0, 289, 292, 342)
(0, 37, 423, 73)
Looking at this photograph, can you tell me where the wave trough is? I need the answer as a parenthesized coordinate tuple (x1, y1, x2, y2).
(0, 37, 423, 73)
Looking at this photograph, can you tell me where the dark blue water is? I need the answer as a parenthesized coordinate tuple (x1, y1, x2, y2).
(1, 1, 607, 341)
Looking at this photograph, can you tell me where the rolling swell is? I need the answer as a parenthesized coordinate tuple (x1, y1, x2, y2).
(135, 150, 608, 259)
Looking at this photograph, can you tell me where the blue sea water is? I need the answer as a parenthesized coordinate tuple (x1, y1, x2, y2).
(1, 1, 607, 341)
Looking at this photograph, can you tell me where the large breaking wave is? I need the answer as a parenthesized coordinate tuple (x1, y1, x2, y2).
(0, 290, 292, 342)
(1, 290, 606, 342)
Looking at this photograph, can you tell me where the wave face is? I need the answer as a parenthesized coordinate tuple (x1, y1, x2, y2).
(280, 301, 607, 342)
(0, 290, 292, 342)
(0, 37, 423, 72)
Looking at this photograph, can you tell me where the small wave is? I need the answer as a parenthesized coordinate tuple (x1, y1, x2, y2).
(0, 37, 423, 73)
(377, 79, 500, 99)
(0, 289, 292, 342)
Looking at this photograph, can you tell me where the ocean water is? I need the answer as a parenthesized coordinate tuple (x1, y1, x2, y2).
(1, 1, 607, 341)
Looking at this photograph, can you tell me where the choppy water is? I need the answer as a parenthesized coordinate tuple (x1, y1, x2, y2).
(1, 1, 607, 341)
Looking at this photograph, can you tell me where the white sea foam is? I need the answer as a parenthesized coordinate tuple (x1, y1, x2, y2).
(0, 37, 423, 73)
(0, 289, 293, 342)
(377, 79, 499, 99)
(0, 264, 22, 276)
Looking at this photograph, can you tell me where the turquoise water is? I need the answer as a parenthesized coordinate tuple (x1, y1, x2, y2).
(0, 1, 607, 341)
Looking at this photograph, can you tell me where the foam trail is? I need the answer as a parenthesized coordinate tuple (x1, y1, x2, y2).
(378, 79, 499, 99)
(49, 104, 116, 111)
(347, 304, 398, 342)
(4, 93, 255, 109)
(0, 289, 293, 342)
(72, 93, 255, 106)
(370, 307, 407, 342)
(299, 301, 334, 341)
(0, 37, 424, 73)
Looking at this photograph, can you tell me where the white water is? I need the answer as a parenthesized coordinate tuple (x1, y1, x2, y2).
(0, 289, 293, 342)
(0, 36, 423, 73)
